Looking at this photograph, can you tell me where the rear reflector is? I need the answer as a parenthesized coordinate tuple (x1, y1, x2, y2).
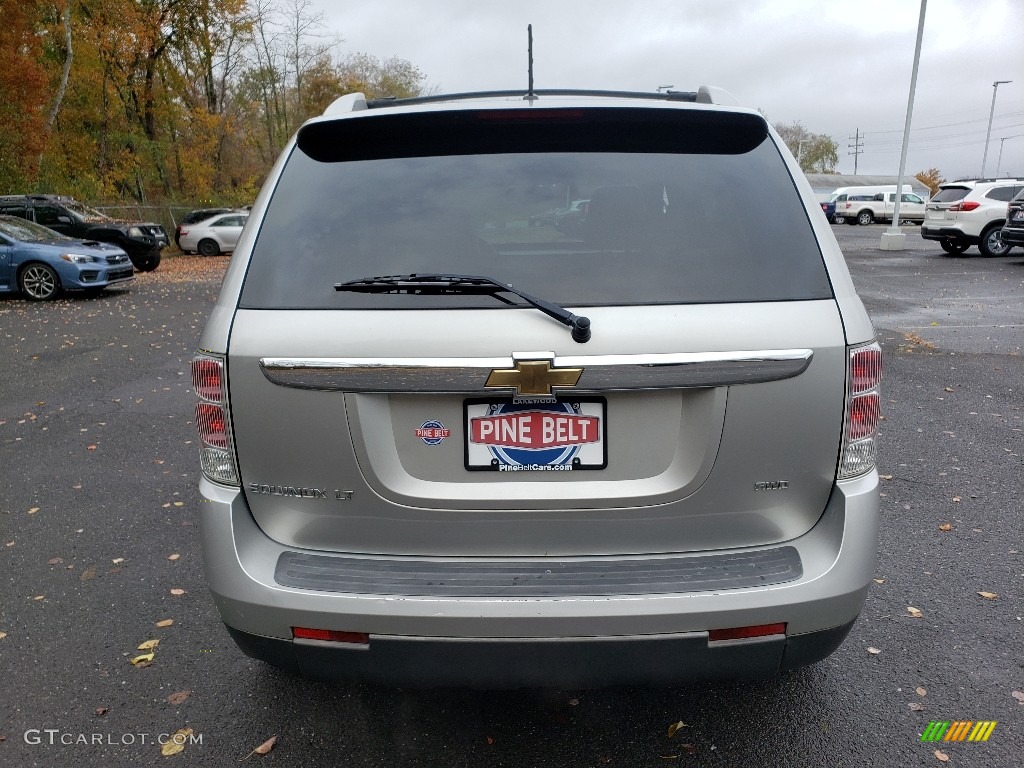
(292, 628, 370, 644)
(708, 623, 786, 642)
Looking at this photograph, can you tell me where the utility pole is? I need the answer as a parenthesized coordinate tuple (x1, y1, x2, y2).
(848, 129, 863, 174)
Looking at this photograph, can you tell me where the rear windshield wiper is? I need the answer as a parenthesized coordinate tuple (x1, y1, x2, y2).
(335, 273, 591, 343)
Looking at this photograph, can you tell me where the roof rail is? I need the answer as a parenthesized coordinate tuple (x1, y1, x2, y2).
(349, 86, 738, 111)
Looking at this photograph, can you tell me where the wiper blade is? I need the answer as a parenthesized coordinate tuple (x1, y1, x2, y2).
(335, 273, 591, 343)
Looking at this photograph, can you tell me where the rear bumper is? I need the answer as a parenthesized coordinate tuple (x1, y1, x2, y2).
(1000, 226, 1024, 246)
(199, 471, 879, 685)
(226, 619, 857, 688)
(921, 226, 977, 245)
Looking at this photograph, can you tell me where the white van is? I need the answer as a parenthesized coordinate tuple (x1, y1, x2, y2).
(831, 185, 927, 225)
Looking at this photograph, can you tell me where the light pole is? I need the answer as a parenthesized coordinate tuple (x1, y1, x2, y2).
(981, 80, 1011, 177)
(995, 134, 1024, 177)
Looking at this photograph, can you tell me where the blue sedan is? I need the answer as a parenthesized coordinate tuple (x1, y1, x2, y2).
(0, 215, 134, 301)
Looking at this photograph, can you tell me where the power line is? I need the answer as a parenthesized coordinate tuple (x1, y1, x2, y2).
(863, 110, 1024, 135)
(848, 128, 864, 174)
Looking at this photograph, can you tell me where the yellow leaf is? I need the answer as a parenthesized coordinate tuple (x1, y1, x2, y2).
(0, 631, 7, 640)
(938, 523, 954, 532)
(156, 619, 174, 628)
(173, 502, 184, 507)
(28, 507, 40, 514)
(907, 607, 923, 618)
(666, 721, 688, 738)
(138, 639, 160, 651)
(161, 728, 192, 756)
(978, 591, 998, 600)
(130, 652, 154, 665)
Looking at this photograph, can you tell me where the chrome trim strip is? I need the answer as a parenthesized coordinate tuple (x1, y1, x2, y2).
(259, 349, 813, 393)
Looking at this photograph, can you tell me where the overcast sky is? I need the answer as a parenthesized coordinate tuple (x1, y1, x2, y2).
(310, 0, 1023, 180)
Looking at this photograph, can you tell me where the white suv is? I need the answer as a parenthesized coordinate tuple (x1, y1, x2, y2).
(921, 178, 1024, 256)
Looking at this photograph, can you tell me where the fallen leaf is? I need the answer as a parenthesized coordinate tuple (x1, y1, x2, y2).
(240, 735, 278, 760)
(907, 607, 923, 618)
(938, 523, 954, 532)
(977, 591, 998, 600)
(867, 647, 882, 655)
(28, 507, 40, 514)
(161, 728, 192, 757)
(873, 578, 886, 584)
(1012, 690, 1024, 704)
(95, 707, 110, 717)
(32, 595, 45, 601)
(916, 687, 927, 697)
(47, 557, 63, 565)
(156, 619, 174, 628)
(934, 749, 949, 762)
(80, 567, 97, 581)
(166, 690, 190, 705)
(908, 702, 925, 711)
(667, 721, 688, 738)
(167, 553, 181, 561)
(137, 639, 160, 651)
(170, 588, 186, 596)
(0, 631, 7, 640)
(952, 496, 962, 503)
(173, 501, 184, 507)
(87, 445, 97, 451)
(568, 698, 579, 706)
(162, 503, 171, 508)
(112, 558, 124, 564)
(944, 387, 954, 393)
(880, 474, 893, 480)
(4, 541, 14, 547)
(130, 652, 154, 666)
(486, 736, 494, 745)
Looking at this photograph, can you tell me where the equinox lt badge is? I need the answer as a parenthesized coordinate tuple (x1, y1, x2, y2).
(249, 484, 354, 501)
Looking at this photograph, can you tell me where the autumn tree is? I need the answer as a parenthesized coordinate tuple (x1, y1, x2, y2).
(915, 168, 944, 196)
(0, 2, 49, 189)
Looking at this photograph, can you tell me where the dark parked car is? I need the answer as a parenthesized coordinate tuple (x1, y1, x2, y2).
(0, 215, 134, 301)
(999, 187, 1024, 248)
(820, 199, 837, 222)
(175, 208, 234, 251)
(0, 194, 168, 271)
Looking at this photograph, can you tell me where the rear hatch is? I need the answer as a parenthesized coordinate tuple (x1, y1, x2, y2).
(925, 185, 971, 226)
(227, 104, 847, 558)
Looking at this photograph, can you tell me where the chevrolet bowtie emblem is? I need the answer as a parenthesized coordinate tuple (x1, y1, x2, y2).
(485, 360, 583, 397)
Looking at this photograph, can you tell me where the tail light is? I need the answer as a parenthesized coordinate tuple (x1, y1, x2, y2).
(949, 201, 980, 212)
(839, 341, 882, 479)
(190, 354, 239, 485)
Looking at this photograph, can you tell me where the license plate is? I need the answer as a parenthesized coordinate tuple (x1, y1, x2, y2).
(464, 398, 607, 471)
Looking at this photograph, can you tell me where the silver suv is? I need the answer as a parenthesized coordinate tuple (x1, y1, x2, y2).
(921, 178, 1024, 256)
(191, 87, 881, 687)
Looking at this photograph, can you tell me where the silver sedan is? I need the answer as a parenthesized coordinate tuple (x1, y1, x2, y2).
(178, 212, 248, 256)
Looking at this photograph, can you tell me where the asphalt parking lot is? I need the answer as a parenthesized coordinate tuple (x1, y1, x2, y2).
(1, 228, 1021, 767)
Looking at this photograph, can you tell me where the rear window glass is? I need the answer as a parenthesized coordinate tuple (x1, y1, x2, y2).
(241, 108, 832, 309)
(931, 187, 970, 203)
(984, 186, 1021, 202)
